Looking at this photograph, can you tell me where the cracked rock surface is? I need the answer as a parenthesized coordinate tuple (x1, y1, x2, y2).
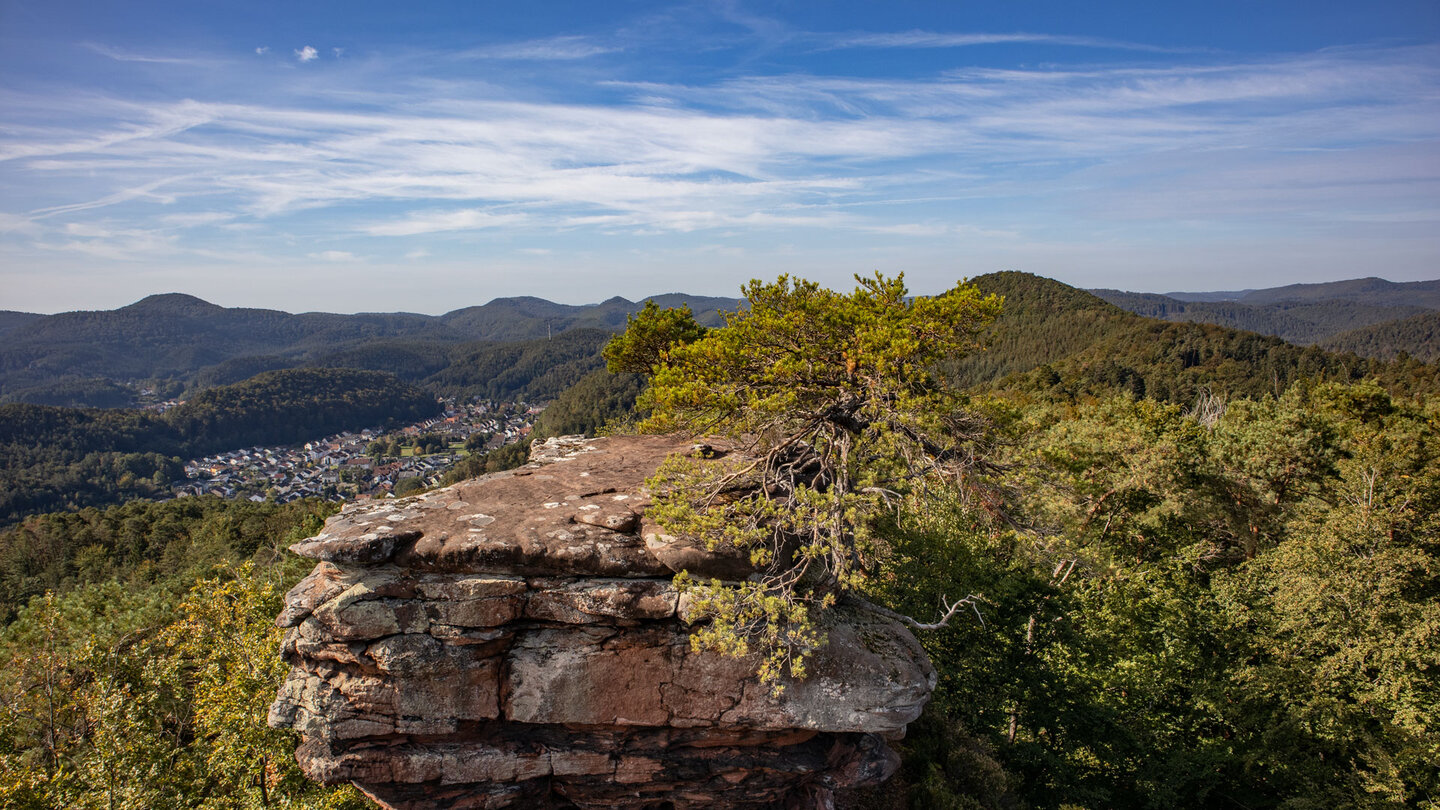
(270, 435, 936, 809)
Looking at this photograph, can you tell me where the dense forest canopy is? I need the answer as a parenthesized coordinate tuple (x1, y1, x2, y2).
(950, 272, 1436, 402)
(872, 379, 1439, 810)
(1320, 309, 1440, 362)
(0, 498, 367, 809)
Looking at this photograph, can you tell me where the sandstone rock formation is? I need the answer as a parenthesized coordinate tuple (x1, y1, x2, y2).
(270, 434, 936, 809)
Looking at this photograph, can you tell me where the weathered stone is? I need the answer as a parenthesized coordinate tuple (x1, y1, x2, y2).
(271, 434, 935, 809)
(506, 626, 672, 726)
(365, 634, 443, 675)
(277, 561, 359, 628)
(525, 578, 678, 624)
(290, 529, 408, 565)
(642, 520, 759, 580)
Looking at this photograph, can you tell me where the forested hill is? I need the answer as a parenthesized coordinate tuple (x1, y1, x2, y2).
(944, 272, 1437, 402)
(0, 292, 740, 407)
(438, 293, 737, 341)
(0, 368, 438, 525)
(1091, 276, 1440, 355)
(0, 311, 42, 338)
(1319, 310, 1440, 363)
(164, 368, 439, 452)
(946, 272, 1138, 387)
(307, 328, 617, 404)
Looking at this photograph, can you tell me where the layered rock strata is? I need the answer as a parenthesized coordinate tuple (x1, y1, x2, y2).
(270, 434, 936, 809)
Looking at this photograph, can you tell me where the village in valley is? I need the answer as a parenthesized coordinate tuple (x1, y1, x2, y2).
(173, 399, 539, 504)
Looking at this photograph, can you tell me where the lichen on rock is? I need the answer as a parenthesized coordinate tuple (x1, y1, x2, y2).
(270, 434, 936, 809)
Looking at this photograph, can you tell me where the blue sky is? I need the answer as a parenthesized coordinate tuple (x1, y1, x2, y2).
(2, 0, 1437, 313)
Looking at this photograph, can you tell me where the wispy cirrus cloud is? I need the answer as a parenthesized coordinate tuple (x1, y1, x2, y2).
(0, 213, 42, 236)
(295, 46, 319, 62)
(459, 35, 621, 61)
(28, 176, 190, 219)
(159, 212, 235, 228)
(366, 208, 528, 236)
(52, 223, 179, 261)
(82, 43, 213, 65)
(10, 45, 1436, 203)
(815, 30, 1201, 54)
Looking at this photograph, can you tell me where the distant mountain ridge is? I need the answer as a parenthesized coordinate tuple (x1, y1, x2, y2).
(1160, 277, 1440, 306)
(0, 292, 741, 407)
(438, 293, 737, 341)
(1092, 276, 1440, 359)
(11, 277, 1438, 409)
(1224, 277, 1440, 307)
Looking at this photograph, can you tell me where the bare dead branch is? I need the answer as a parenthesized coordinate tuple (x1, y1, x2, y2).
(846, 593, 986, 630)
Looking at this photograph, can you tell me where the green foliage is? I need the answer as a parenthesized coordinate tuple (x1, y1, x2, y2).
(637, 272, 1002, 689)
(393, 477, 426, 496)
(0, 496, 336, 623)
(530, 369, 645, 440)
(1, 376, 139, 409)
(165, 368, 438, 454)
(437, 439, 534, 485)
(481, 441, 533, 473)
(0, 564, 367, 809)
(1320, 310, 1440, 362)
(307, 328, 614, 403)
(940, 271, 1130, 388)
(882, 381, 1440, 809)
(0, 490, 361, 808)
(601, 301, 707, 374)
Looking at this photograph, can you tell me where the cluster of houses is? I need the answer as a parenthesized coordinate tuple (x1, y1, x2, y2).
(172, 399, 538, 503)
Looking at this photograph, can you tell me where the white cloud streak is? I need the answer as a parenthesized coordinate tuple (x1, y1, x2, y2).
(295, 46, 318, 62)
(366, 209, 528, 236)
(817, 30, 1197, 54)
(83, 43, 212, 65)
(459, 35, 621, 61)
